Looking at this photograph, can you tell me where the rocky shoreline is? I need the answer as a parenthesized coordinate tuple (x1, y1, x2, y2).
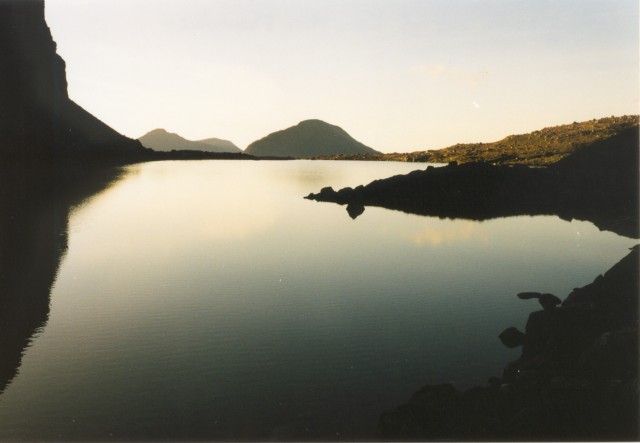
(305, 123, 640, 440)
(377, 245, 639, 441)
(305, 126, 639, 238)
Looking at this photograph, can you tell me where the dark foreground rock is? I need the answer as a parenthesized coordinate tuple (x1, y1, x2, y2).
(377, 246, 639, 441)
(305, 126, 639, 238)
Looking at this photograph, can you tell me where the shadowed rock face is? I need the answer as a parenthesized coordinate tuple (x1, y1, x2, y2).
(0, 0, 150, 397)
(306, 126, 639, 238)
(0, 1, 285, 166)
(378, 246, 639, 441)
(0, 0, 150, 168)
(245, 119, 381, 158)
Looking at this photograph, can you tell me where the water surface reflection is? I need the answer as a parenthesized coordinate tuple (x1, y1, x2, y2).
(0, 161, 634, 441)
(0, 166, 125, 395)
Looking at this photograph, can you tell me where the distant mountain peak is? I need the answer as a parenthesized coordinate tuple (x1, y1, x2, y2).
(298, 119, 325, 125)
(147, 128, 170, 134)
(138, 129, 240, 153)
(245, 119, 379, 158)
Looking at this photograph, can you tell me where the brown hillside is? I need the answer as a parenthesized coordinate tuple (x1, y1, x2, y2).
(316, 115, 639, 166)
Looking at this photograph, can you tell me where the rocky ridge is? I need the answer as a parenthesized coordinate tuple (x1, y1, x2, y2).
(306, 126, 639, 238)
(313, 115, 639, 166)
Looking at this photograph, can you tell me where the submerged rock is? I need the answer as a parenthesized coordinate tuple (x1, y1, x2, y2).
(346, 203, 365, 219)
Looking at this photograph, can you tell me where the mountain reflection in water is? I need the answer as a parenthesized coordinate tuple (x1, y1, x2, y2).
(0, 166, 125, 395)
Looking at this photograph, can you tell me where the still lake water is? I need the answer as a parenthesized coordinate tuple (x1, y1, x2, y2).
(0, 160, 635, 440)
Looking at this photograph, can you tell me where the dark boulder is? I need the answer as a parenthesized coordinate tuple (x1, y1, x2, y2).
(499, 327, 526, 348)
(346, 203, 365, 219)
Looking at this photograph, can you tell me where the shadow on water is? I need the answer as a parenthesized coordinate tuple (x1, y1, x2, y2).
(0, 163, 126, 395)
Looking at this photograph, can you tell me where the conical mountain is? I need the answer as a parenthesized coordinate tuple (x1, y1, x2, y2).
(139, 129, 240, 153)
(245, 119, 380, 158)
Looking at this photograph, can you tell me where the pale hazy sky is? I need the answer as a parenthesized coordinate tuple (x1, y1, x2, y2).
(45, 0, 638, 152)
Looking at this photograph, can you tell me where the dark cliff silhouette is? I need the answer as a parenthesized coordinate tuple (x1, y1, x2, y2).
(245, 119, 381, 158)
(0, 0, 152, 169)
(0, 0, 149, 396)
(0, 0, 278, 400)
(0, 0, 258, 173)
(378, 245, 639, 441)
(306, 126, 639, 238)
(139, 129, 242, 153)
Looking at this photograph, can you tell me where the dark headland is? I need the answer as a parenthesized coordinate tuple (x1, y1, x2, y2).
(306, 122, 639, 238)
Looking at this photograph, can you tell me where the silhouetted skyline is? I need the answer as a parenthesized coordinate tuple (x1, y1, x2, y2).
(45, 0, 639, 152)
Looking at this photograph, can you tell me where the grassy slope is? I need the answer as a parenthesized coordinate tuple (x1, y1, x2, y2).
(318, 115, 639, 166)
